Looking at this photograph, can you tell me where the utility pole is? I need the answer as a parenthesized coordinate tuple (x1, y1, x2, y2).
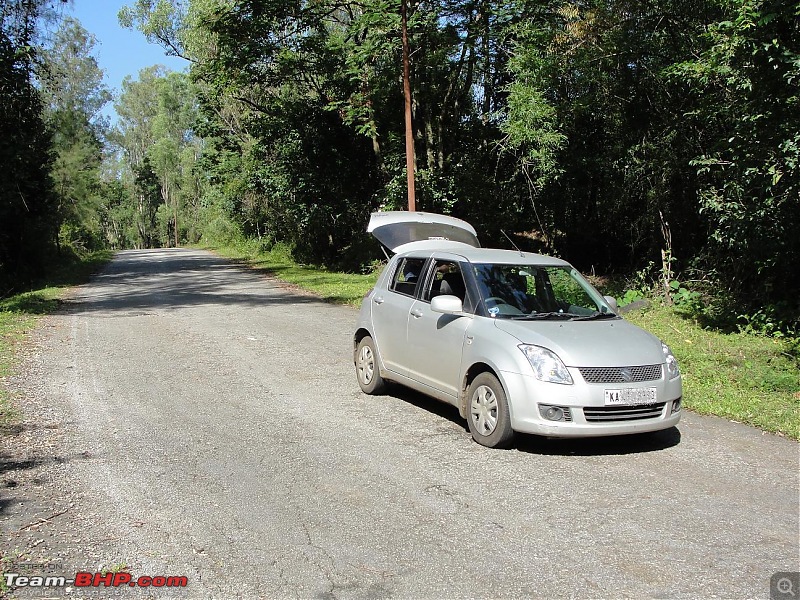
(401, 0, 416, 212)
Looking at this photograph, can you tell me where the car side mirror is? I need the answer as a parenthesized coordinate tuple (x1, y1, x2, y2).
(431, 295, 464, 315)
(603, 296, 619, 313)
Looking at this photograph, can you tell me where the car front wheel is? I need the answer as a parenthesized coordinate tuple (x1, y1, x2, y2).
(355, 336, 386, 395)
(466, 373, 514, 448)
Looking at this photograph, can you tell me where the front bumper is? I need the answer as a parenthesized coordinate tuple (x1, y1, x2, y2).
(500, 368, 683, 438)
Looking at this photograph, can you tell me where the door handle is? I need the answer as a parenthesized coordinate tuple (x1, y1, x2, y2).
(373, 296, 385, 305)
(410, 308, 423, 318)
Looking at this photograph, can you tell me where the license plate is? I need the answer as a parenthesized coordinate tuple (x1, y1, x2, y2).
(604, 387, 657, 406)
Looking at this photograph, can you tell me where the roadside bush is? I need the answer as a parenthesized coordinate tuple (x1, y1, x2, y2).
(669, 280, 704, 314)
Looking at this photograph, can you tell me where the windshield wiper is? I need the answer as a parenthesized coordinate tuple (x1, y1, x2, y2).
(512, 311, 619, 321)
(512, 312, 577, 320)
(570, 312, 619, 321)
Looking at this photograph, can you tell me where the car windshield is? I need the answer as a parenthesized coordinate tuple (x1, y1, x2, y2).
(472, 263, 616, 319)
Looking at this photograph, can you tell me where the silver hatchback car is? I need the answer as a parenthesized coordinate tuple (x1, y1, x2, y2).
(354, 212, 682, 448)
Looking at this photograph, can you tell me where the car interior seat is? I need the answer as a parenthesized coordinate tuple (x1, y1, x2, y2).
(441, 272, 466, 302)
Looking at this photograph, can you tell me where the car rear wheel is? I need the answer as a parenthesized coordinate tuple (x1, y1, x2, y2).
(355, 336, 386, 394)
(466, 373, 514, 448)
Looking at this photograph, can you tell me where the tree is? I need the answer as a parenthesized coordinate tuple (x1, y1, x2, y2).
(671, 0, 800, 322)
(120, 0, 530, 264)
(502, 1, 723, 268)
(113, 66, 200, 248)
(0, 0, 60, 292)
(39, 16, 111, 250)
(117, 0, 799, 328)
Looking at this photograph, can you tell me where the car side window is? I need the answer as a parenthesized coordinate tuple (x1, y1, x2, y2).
(390, 257, 426, 297)
(424, 260, 472, 311)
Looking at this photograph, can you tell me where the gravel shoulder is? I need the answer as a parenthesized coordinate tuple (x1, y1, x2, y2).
(1, 248, 798, 600)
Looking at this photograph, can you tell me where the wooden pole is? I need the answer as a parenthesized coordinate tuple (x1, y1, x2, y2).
(401, 0, 416, 211)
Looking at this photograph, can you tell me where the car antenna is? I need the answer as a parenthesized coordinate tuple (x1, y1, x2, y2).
(501, 230, 525, 257)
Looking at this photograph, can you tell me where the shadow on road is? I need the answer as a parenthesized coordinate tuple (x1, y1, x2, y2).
(514, 426, 681, 455)
(385, 385, 681, 456)
(0, 444, 96, 517)
(63, 249, 321, 316)
(388, 384, 469, 429)
(0, 457, 45, 474)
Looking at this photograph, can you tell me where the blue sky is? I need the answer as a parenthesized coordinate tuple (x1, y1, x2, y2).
(66, 0, 189, 122)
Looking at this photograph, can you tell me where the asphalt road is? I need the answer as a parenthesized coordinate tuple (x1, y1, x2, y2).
(5, 248, 799, 599)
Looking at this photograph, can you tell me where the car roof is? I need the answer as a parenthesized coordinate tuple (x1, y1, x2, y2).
(398, 243, 572, 267)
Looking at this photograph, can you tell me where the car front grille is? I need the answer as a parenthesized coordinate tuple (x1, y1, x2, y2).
(583, 403, 666, 422)
(579, 364, 662, 384)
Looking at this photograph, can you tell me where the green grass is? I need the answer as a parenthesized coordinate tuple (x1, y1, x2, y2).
(0, 249, 114, 430)
(625, 305, 799, 439)
(0, 311, 33, 429)
(204, 239, 380, 305)
(204, 240, 799, 440)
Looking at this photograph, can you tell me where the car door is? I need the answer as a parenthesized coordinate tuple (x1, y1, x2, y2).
(369, 255, 429, 377)
(405, 255, 473, 400)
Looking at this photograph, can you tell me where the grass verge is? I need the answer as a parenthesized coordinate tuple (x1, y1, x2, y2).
(0, 249, 114, 430)
(626, 305, 799, 439)
(204, 239, 380, 305)
(204, 240, 799, 440)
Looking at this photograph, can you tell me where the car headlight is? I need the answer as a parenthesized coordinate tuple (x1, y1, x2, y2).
(519, 345, 574, 385)
(662, 342, 680, 380)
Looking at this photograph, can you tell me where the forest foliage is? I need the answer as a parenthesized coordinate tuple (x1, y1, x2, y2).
(0, 0, 798, 332)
